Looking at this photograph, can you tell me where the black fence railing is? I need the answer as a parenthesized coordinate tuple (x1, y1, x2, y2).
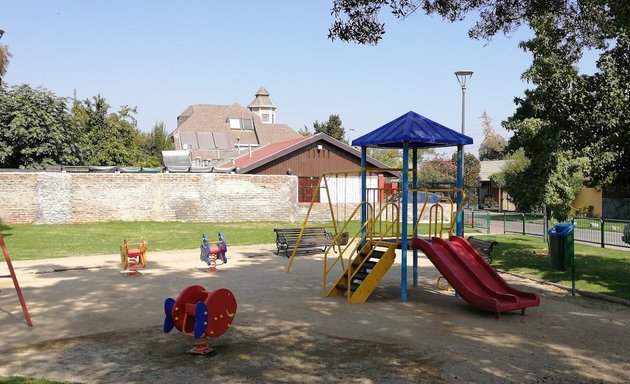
(464, 209, 630, 249)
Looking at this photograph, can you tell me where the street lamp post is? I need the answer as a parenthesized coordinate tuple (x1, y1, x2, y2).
(455, 70, 473, 236)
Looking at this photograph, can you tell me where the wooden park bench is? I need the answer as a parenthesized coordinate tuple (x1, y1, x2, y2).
(466, 236, 498, 264)
(274, 227, 334, 258)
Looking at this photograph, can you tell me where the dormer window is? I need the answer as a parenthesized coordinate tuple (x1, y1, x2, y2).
(228, 117, 254, 130)
(242, 118, 253, 130)
(228, 118, 241, 129)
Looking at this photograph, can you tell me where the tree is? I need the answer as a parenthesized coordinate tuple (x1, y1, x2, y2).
(417, 154, 456, 186)
(452, 152, 480, 207)
(330, 1, 630, 197)
(72, 95, 145, 166)
(298, 125, 312, 136)
(0, 84, 81, 169)
(368, 148, 401, 168)
(139, 121, 174, 166)
(329, 0, 626, 53)
(503, 15, 630, 211)
(0, 44, 11, 85)
(571, 37, 630, 191)
(416, 152, 479, 188)
(501, 147, 585, 221)
(313, 114, 347, 143)
(461, 153, 481, 191)
(478, 111, 507, 160)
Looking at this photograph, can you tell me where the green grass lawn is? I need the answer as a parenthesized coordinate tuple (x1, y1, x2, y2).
(0, 221, 303, 260)
(1, 222, 629, 300)
(477, 234, 630, 300)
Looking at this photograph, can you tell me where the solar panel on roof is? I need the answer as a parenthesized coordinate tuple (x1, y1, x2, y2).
(197, 132, 215, 149)
(213, 132, 231, 150)
(180, 132, 199, 149)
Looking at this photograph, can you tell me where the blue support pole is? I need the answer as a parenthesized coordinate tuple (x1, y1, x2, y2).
(400, 143, 409, 302)
(361, 147, 367, 236)
(456, 144, 464, 236)
(412, 148, 418, 288)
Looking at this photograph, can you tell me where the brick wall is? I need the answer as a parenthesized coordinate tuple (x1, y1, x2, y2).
(0, 173, 298, 224)
(0, 172, 452, 225)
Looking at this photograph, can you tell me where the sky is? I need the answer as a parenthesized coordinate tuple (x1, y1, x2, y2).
(2, 1, 556, 157)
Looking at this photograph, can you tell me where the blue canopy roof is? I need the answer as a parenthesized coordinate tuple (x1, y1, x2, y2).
(352, 111, 473, 148)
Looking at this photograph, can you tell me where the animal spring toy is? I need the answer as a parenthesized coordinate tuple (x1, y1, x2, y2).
(120, 239, 147, 276)
(163, 285, 237, 355)
(200, 232, 227, 272)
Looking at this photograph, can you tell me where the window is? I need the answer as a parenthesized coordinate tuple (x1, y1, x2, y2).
(228, 117, 254, 130)
(228, 118, 241, 129)
(242, 118, 253, 130)
(261, 113, 270, 122)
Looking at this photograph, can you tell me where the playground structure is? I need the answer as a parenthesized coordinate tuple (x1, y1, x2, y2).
(120, 239, 147, 276)
(200, 232, 227, 272)
(0, 233, 32, 327)
(163, 285, 237, 355)
(285, 111, 540, 316)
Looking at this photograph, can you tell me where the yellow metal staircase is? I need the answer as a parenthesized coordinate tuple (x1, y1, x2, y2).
(327, 240, 397, 304)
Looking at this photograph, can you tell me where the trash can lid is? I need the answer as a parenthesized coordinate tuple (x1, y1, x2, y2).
(548, 222, 574, 236)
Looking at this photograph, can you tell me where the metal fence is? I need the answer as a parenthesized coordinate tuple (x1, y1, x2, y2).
(463, 209, 630, 249)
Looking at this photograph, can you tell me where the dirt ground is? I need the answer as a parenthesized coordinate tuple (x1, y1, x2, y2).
(0, 244, 629, 383)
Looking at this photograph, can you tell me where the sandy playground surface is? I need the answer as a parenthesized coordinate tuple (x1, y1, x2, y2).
(0, 244, 629, 384)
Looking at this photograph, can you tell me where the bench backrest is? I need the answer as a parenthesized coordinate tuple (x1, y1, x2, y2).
(467, 236, 497, 252)
(274, 227, 327, 239)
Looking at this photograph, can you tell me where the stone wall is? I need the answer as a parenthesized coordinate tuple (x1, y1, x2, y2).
(0, 172, 454, 225)
(0, 173, 298, 224)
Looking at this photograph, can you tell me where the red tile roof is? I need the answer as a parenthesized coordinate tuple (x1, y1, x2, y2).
(219, 135, 309, 170)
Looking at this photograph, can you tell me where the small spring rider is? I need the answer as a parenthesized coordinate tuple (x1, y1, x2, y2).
(163, 285, 237, 355)
(120, 239, 147, 276)
(200, 232, 227, 272)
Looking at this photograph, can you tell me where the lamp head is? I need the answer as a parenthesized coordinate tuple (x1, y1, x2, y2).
(455, 70, 473, 88)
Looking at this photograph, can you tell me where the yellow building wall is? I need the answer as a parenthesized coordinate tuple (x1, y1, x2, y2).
(572, 187, 602, 217)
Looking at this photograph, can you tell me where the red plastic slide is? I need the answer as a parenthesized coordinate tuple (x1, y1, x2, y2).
(413, 236, 540, 316)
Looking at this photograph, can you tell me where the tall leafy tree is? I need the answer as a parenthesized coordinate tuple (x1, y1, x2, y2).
(72, 95, 145, 166)
(139, 121, 174, 166)
(478, 111, 507, 160)
(298, 125, 312, 136)
(501, 16, 591, 218)
(417, 154, 456, 186)
(0, 44, 11, 86)
(573, 37, 630, 192)
(0, 84, 81, 168)
(329, 0, 625, 52)
(500, 146, 585, 221)
(452, 152, 480, 206)
(329, 0, 630, 195)
(417, 152, 479, 189)
(368, 148, 401, 168)
(313, 114, 347, 143)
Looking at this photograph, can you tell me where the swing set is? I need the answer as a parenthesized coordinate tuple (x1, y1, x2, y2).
(0, 233, 32, 327)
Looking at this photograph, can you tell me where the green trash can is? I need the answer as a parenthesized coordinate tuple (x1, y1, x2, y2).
(548, 223, 575, 270)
